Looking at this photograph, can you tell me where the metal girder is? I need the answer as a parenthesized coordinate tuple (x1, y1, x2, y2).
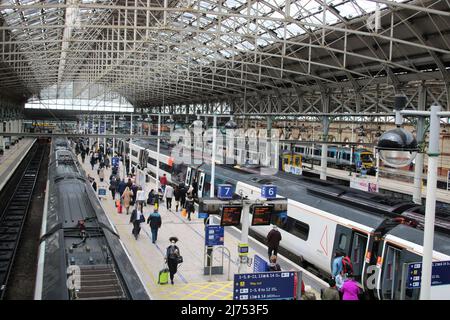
(0, 0, 449, 115)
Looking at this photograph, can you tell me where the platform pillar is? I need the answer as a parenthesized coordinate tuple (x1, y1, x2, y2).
(413, 86, 427, 204)
(320, 116, 330, 180)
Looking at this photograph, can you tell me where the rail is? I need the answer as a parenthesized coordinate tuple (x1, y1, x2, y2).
(0, 141, 44, 299)
(205, 246, 232, 282)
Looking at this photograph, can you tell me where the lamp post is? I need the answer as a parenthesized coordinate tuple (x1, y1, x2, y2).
(377, 102, 450, 300)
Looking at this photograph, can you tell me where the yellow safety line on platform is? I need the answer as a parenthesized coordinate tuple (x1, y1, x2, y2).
(200, 282, 233, 300)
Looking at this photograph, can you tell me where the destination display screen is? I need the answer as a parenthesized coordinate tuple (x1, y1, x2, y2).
(220, 205, 243, 226)
(251, 205, 273, 226)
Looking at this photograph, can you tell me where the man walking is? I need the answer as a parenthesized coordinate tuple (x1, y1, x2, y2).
(164, 184, 174, 211)
(266, 225, 282, 259)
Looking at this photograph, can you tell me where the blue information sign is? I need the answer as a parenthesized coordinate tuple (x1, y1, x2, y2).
(112, 156, 119, 167)
(261, 185, 277, 199)
(406, 260, 450, 289)
(98, 188, 107, 196)
(198, 212, 208, 219)
(205, 225, 224, 246)
(253, 255, 269, 273)
(217, 184, 234, 200)
(233, 271, 296, 300)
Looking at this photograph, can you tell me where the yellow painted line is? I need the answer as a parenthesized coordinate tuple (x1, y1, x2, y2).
(181, 282, 217, 300)
(200, 282, 233, 300)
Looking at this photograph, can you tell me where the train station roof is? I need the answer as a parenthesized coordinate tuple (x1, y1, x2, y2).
(0, 0, 449, 110)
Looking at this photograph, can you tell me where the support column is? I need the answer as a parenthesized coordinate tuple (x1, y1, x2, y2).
(103, 117, 106, 151)
(413, 86, 427, 204)
(420, 103, 441, 300)
(413, 117, 425, 204)
(210, 115, 217, 197)
(129, 113, 133, 175)
(320, 116, 330, 180)
(113, 114, 116, 155)
(156, 114, 161, 187)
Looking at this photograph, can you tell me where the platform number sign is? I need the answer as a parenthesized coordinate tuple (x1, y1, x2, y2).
(261, 185, 277, 199)
(218, 184, 234, 200)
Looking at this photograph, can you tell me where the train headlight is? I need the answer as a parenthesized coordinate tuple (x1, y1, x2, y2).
(377, 127, 418, 168)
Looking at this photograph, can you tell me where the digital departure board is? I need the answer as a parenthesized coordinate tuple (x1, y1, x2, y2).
(220, 205, 243, 226)
(251, 205, 273, 226)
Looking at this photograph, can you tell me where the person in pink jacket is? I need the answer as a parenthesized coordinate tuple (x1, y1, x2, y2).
(340, 273, 360, 300)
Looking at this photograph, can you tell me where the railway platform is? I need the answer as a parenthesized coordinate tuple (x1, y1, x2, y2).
(0, 138, 36, 193)
(78, 155, 328, 300)
(304, 166, 450, 204)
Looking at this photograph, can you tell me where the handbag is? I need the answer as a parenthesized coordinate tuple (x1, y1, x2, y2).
(181, 208, 187, 218)
(176, 255, 183, 264)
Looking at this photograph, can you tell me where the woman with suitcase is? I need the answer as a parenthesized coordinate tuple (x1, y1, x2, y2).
(165, 237, 182, 285)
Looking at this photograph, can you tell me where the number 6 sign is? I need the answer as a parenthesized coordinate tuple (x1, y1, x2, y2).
(261, 185, 277, 199)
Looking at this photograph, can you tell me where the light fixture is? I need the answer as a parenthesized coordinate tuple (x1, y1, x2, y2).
(377, 127, 418, 168)
(224, 117, 237, 129)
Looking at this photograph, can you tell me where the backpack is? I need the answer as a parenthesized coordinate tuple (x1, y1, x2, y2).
(342, 256, 353, 275)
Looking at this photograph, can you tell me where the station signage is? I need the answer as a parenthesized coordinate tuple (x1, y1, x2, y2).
(217, 184, 234, 200)
(261, 185, 277, 199)
(233, 271, 297, 300)
(205, 225, 224, 247)
(406, 260, 450, 289)
(253, 254, 269, 273)
(220, 205, 243, 226)
(250, 205, 273, 226)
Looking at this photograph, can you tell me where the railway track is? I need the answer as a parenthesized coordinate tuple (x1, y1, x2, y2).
(0, 142, 45, 299)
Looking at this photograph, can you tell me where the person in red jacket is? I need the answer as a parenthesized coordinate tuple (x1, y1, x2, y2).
(159, 174, 168, 192)
(266, 225, 282, 259)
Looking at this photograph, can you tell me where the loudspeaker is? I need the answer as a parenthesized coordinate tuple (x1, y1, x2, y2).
(394, 94, 407, 110)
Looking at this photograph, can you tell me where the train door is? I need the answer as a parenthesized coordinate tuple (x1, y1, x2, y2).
(197, 171, 206, 198)
(379, 244, 402, 300)
(350, 232, 368, 283)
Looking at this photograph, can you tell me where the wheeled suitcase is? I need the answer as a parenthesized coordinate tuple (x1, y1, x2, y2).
(117, 202, 122, 214)
(158, 268, 169, 285)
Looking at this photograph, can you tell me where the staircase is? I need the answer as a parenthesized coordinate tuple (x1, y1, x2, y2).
(75, 265, 126, 300)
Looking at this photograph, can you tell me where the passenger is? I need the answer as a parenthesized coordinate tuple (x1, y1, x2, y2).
(179, 184, 187, 209)
(184, 193, 195, 221)
(332, 251, 344, 279)
(109, 175, 117, 200)
(147, 209, 162, 244)
(335, 270, 346, 291)
(104, 155, 110, 169)
(130, 203, 145, 240)
(165, 237, 182, 285)
(322, 278, 340, 300)
(98, 166, 105, 182)
(340, 273, 360, 300)
(90, 155, 96, 170)
(117, 179, 126, 197)
(81, 150, 86, 163)
(126, 178, 133, 190)
(174, 185, 181, 212)
(160, 174, 168, 192)
(301, 286, 316, 300)
(131, 182, 138, 206)
(122, 186, 133, 215)
(268, 255, 281, 271)
(147, 189, 155, 205)
(164, 184, 174, 211)
(266, 225, 282, 259)
(136, 186, 146, 207)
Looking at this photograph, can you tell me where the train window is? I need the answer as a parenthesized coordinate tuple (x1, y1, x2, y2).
(294, 157, 301, 166)
(132, 150, 138, 157)
(338, 234, 347, 250)
(291, 219, 309, 241)
(314, 149, 321, 156)
(147, 157, 157, 166)
(299, 147, 304, 153)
